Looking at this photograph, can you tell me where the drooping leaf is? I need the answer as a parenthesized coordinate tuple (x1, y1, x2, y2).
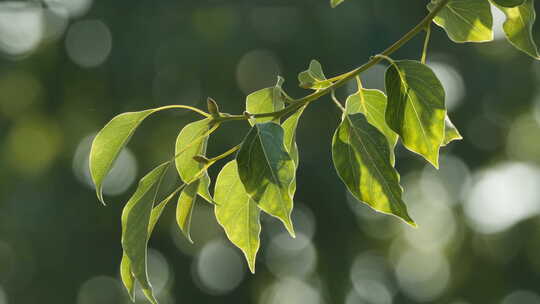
(90, 109, 158, 204)
(345, 89, 398, 165)
(175, 180, 201, 243)
(428, 0, 493, 43)
(332, 113, 415, 226)
(214, 160, 261, 273)
(236, 122, 296, 236)
(493, 0, 540, 59)
(493, 0, 525, 7)
(246, 77, 286, 125)
(298, 60, 333, 90)
(120, 184, 182, 300)
(330, 0, 346, 8)
(282, 106, 307, 196)
(175, 119, 213, 203)
(385, 60, 446, 168)
(442, 115, 463, 146)
(120, 162, 170, 304)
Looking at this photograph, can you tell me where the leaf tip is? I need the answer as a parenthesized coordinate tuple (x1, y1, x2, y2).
(408, 221, 418, 229)
(183, 232, 194, 244)
(96, 188, 107, 206)
(248, 261, 256, 274)
(142, 288, 159, 304)
(285, 222, 296, 238)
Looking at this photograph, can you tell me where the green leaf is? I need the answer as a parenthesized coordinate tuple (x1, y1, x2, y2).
(345, 89, 398, 165)
(493, 0, 540, 59)
(90, 109, 157, 204)
(330, 0, 346, 8)
(282, 106, 306, 194)
(214, 160, 261, 273)
(120, 184, 182, 301)
(384, 60, 446, 168)
(246, 77, 286, 125)
(236, 122, 296, 236)
(175, 119, 213, 203)
(298, 60, 333, 90)
(332, 113, 415, 226)
(442, 115, 463, 146)
(120, 162, 170, 304)
(175, 180, 203, 243)
(493, 0, 525, 7)
(428, 0, 493, 43)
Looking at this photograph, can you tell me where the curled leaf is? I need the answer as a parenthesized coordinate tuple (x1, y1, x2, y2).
(298, 60, 333, 90)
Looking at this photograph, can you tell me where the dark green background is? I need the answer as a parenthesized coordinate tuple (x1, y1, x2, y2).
(1, 0, 540, 303)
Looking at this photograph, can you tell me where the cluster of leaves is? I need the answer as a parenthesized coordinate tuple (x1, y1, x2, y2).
(88, 0, 539, 303)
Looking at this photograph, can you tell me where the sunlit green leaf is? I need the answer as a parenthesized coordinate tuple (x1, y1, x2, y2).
(442, 115, 463, 146)
(330, 0, 346, 8)
(428, 0, 493, 43)
(120, 162, 170, 304)
(493, 0, 540, 59)
(175, 119, 213, 203)
(175, 180, 202, 243)
(90, 109, 156, 204)
(298, 60, 333, 90)
(246, 77, 285, 125)
(385, 60, 446, 168)
(120, 184, 182, 301)
(345, 89, 398, 165)
(214, 160, 261, 273)
(282, 106, 307, 196)
(332, 114, 415, 226)
(493, 0, 525, 7)
(236, 122, 296, 236)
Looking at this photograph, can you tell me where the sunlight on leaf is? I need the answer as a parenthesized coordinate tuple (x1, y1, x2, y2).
(332, 113, 415, 226)
(175, 119, 213, 202)
(298, 60, 333, 90)
(176, 180, 202, 243)
(120, 162, 170, 304)
(493, 0, 540, 59)
(330, 0, 346, 8)
(246, 76, 286, 125)
(236, 122, 296, 236)
(442, 115, 463, 146)
(385, 60, 446, 168)
(282, 106, 307, 196)
(90, 109, 156, 204)
(346, 89, 398, 165)
(120, 183, 182, 301)
(493, 0, 525, 7)
(214, 160, 261, 273)
(428, 0, 493, 43)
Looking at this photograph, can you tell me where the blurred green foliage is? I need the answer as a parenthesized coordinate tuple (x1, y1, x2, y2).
(1, 0, 540, 303)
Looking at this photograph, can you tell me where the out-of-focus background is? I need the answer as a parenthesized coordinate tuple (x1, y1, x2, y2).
(1, 0, 540, 303)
